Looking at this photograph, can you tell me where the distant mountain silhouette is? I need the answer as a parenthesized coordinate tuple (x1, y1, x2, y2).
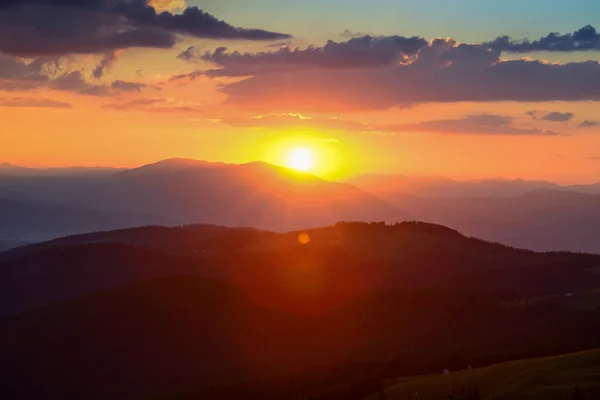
(0, 162, 124, 177)
(349, 174, 565, 198)
(3, 159, 600, 252)
(0, 159, 409, 233)
(372, 189, 600, 253)
(0, 197, 176, 242)
(347, 174, 600, 253)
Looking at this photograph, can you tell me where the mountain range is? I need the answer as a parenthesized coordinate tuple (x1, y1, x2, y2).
(2, 158, 600, 253)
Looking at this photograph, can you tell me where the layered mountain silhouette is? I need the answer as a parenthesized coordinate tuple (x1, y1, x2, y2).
(363, 188, 600, 253)
(349, 174, 600, 198)
(2, 224, 600, 399)
(2, 159, 600, 252)
(0, 197, 175, 242)
(0, 159, 409, 245)
(0, 162, 124, 177)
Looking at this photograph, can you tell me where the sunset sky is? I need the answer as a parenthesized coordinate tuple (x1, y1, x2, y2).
(2, 0, 600, 182)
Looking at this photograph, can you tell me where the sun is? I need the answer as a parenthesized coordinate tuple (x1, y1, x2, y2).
(287, 147, 314, 171)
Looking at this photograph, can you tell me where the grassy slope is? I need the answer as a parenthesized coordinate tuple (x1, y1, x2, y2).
(365, 349, 600, 400)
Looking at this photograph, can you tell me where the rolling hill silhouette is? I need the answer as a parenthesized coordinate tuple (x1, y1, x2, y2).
(3, 222, 600, 317)
(2, 223, 600, 399)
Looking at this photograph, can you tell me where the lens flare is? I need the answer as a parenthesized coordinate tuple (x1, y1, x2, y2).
(298, 233, 311, 245)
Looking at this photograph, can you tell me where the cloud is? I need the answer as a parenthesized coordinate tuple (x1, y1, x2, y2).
(0, 97, 72, 108)
(0, 5, 177, 56)
(221, 112, 559, 136)
(580, 120, 600, 128)
(341, 30, 371, 38)
(92, 51, 120, 79)
(169, 70, 205, 82)
(177, 46, 201, 61)
(133, 6, 292, 40)
(111, 80, 147, 92)
(377, 114, 561, 136)
(51, 71, 111, 96)
(266, 41, 293, 48)
(540, 111, 574, 122)
(487, 25, 600, 53)
(0, 54, 151, 96)
(104, 97, 203, 112)
(222, 113, 371, 132)
(181, 35, 429, 77)
(0, 54, 49, 90)
(0, 0, 291, 56)
(208, 38, 600, 112)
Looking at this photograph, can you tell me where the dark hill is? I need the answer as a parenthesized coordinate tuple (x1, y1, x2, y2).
(2, 274, 600, 400)
(3, 222, 600, 317)
(0, 276, 320, 400)
(0, 224, 268, 261)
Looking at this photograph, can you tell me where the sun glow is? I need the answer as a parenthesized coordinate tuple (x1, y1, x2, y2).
(260, 133, 351, 179)
(288, 147, 314, 171)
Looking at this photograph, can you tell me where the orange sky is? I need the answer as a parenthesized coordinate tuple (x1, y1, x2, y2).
(1, 2, 600, 183)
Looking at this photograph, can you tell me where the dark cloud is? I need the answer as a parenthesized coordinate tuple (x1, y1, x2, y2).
(111, 80, 147, 91)
(580, 120, 600, 128)
(266, 41, 293, 48)
(487, 25, 600, 53)
(221, 112, 559, 136)
(0, 54, 49, 90)
(0, 54, 150, 95)
(183, 35, 429, 76)
(0, 97, 73, 108)
(169, 70, 205, 82)
(122, 5, 292, 40)
(378, 114, 561, 136)
(51, 70, 110, 96)
(208, 38, 600, 112)
(93, 50, 119, 79)
(340, 30, 370, 38)
(540, 111, 575, 122)
(177, 46, 200, 61)
(104, 97, 202, 112)
(0, 6, 176, 56)
(0, 0, 291, 56)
